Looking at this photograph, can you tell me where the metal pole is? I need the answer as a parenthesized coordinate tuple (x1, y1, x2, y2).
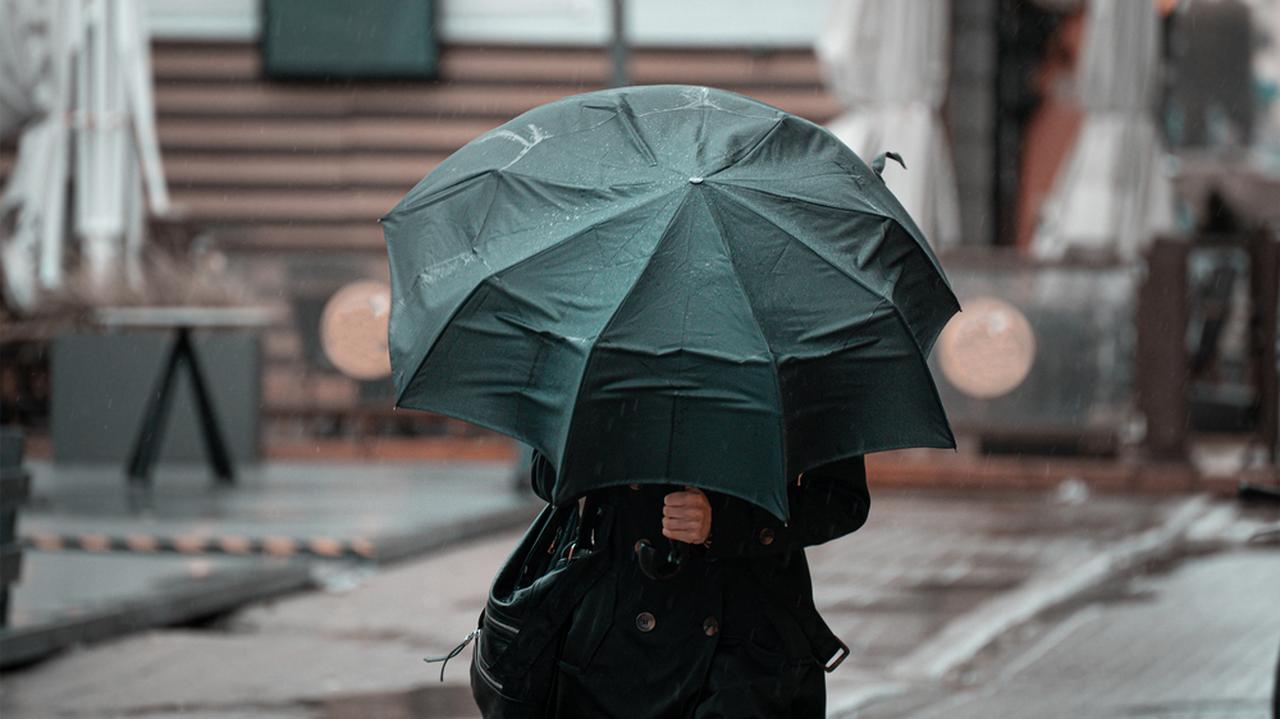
(1136, 237, 1190, 462)
(610, 0, 628, 87)
(1250, 233, 1279, 465)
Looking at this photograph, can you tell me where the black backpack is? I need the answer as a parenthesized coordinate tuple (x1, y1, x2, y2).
(427, 499, 614, 717)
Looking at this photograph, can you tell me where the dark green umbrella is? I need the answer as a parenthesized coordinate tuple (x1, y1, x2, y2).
(382, 85, 958, 520)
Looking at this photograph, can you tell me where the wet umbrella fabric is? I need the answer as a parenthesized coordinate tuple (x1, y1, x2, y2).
(382, 85, 958, 520)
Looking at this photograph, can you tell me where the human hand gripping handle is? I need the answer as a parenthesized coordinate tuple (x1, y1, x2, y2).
(662, 486, 712, 545)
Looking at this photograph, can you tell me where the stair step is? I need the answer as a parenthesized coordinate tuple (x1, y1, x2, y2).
(155, 82, 593, 120)
(632, 51, 825, 88)
(155, 81, 840, 123)
(158, 116, 497, 153)
(151, 42, 608, 85)
(151, 41, 827, 89)
(210, 223, 387, 251)
(164, 152, 442, 188)
(171, 187, 400, 223)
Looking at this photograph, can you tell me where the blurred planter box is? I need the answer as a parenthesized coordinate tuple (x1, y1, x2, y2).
(51, 333, 260, 465)
(262, 0, 439, 80)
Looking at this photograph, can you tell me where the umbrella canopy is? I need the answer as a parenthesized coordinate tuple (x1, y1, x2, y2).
(383, 85, 959, 519)
(815, 0, 962, 250)
(1031, 0, 1175, 261)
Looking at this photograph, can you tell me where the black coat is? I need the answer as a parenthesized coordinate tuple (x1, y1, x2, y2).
(528, 452, 870, 718)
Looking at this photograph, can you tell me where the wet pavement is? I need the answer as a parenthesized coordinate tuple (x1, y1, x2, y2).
(817, 488, 1208, 709)
(3, 459, 535, 665)
(6, 483, 1266, 719)
(853, 546, 1280, 719)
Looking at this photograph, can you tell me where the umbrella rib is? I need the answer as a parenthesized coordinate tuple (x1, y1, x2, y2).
(391, 188, 673, 407)
(712, 188, 935, 360)
(386, 108, 667, 217)
(498, 170, 660, 195)
(390, 172, 502, 403)
(715, 194, 956, 451)
(383, 169, 492, 222)
(716, 180, 951, 283)
(699, 190, 788, 478)
(703, 116, 785, 179)
(554, 189, 693, 489)
(721, 179, 952, 308)
(715, 179, 896, 230)
(609, 96, 659, 167)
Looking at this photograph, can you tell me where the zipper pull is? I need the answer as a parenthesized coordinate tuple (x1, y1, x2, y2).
(423, 628, 480, 682)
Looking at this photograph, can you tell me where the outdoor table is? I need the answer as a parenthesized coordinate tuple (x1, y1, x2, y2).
(93, 306, 281, 488)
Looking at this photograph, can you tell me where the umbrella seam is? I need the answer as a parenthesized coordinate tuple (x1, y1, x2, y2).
(388, 171, 499, 403)
(717, 179, 952, 290)
(712, 170, 855, 185)
(699, 189, 790, 515)
(555, 189, 694, 498)
(710, 190, 957, 452)
(624, 86, 781, 123)
(391, 170, 661, 219)
(609, 96, 659, 167)
(391, 186, 671, 408)
(391, 189, 682, 461)
(383, 168, 492, 220)
(715, 181, 957, 344)
(715, 181, 906, 247)
(386, 98, 669, 216)
(703, 116, 786, 179)
(488, 172, 662, 195)
(719, 190, 934, 357)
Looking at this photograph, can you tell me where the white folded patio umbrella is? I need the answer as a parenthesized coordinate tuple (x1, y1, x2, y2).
(0, 0, 47, 138)
(1, 0, 71, 310)
(1, 0, 169, 312)
(1031, 0, 1176, 261)
(816, 0, 962, 249)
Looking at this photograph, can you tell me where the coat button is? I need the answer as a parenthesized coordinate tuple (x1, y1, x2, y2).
(636, 612, 656, 632)
(758, 528, 775, 545)
(703, 616, 719, 637)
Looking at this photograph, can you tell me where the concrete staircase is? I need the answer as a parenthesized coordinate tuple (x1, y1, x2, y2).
(151, 41, 841, 251)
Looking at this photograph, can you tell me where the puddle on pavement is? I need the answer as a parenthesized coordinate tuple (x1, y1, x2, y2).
(312, 683, 478, 719)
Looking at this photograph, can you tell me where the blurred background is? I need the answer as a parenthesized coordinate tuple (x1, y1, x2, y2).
(0, 1, 1278, 717)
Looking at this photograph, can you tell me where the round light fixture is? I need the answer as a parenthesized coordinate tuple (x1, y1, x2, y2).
(320, 280, 393, 380)
(937, 296, 1036, 399)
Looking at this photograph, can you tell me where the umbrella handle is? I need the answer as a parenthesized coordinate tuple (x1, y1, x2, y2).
(634, 538, 686, 580)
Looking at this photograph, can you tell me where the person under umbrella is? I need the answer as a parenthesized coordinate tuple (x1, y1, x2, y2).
(385, 85, 959, 718)
(529, 448, 868, 716)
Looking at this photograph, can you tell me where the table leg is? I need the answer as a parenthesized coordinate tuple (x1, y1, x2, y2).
(126, 328, 236, 486)
(126, 331, 185, 487)
(178, 329, 235, 484)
